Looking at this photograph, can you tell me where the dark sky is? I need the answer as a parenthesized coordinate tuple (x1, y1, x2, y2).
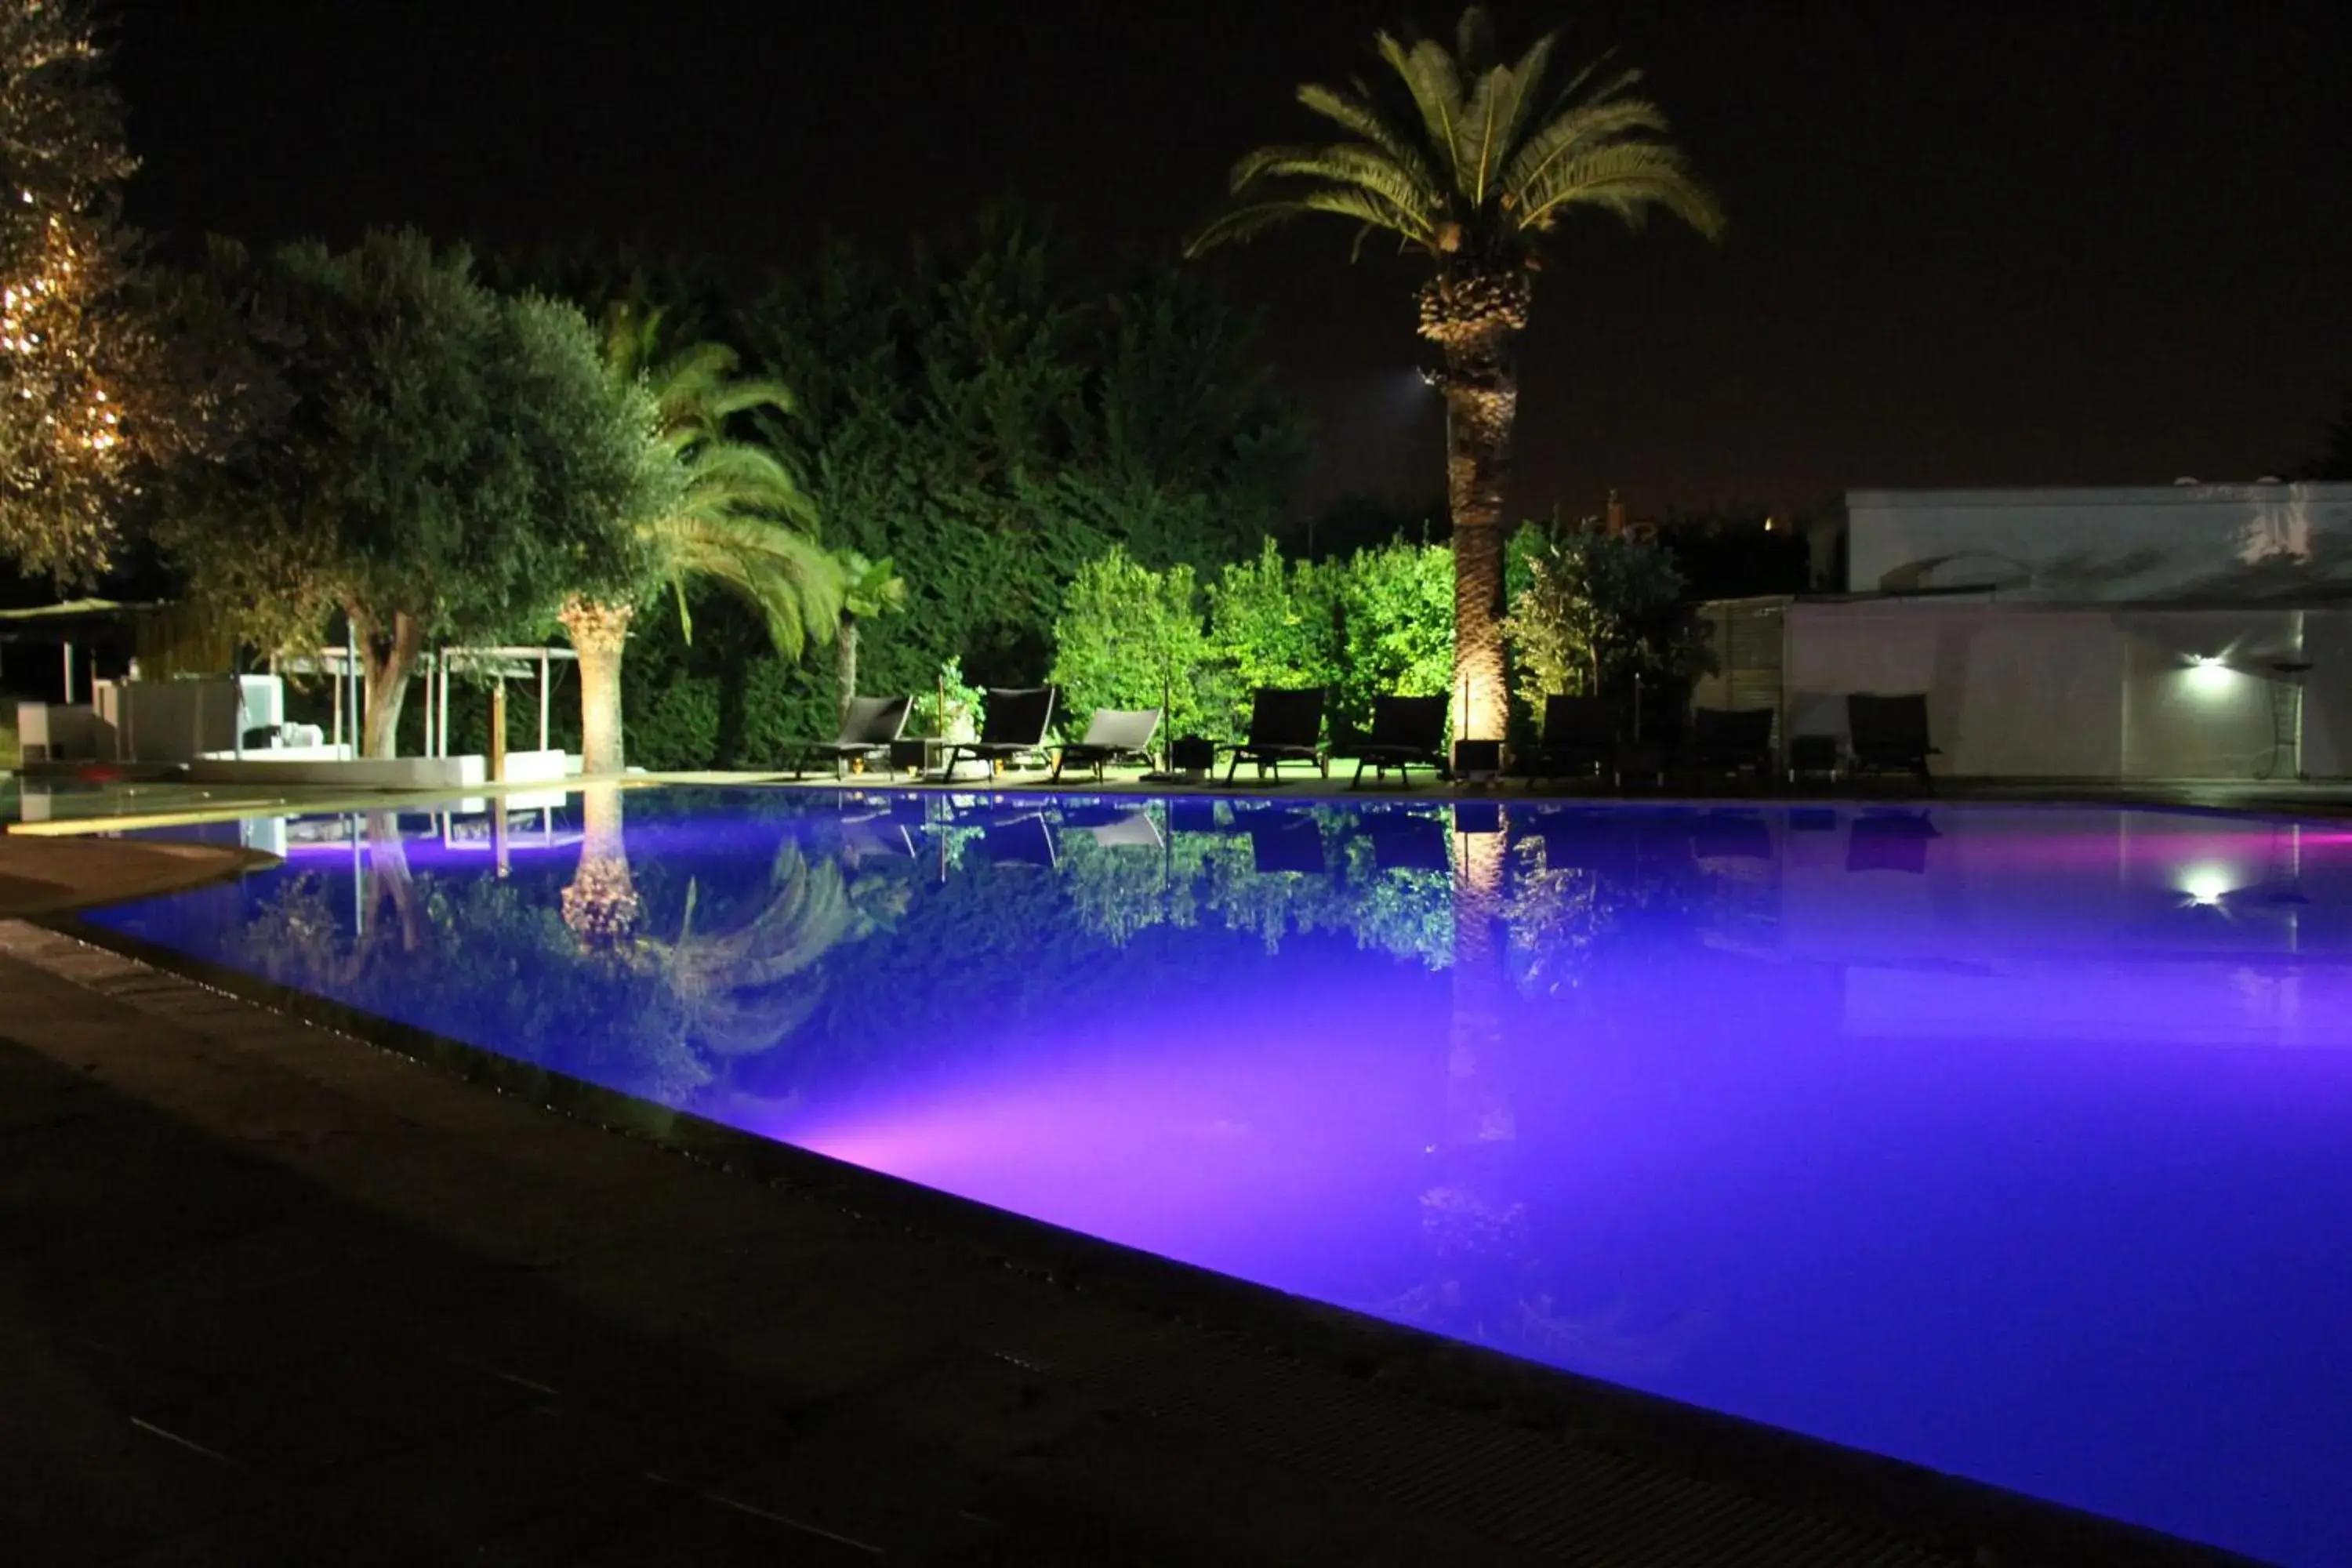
(114, 0, 2352, 522)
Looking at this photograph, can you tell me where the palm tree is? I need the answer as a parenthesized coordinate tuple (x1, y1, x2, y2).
(829, 549, 909, 726)
(559, 305, 843, 775)
(1187, 7, 1722, 744)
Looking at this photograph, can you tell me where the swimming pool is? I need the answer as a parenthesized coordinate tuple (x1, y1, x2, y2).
(84, 788, 2352, 1564)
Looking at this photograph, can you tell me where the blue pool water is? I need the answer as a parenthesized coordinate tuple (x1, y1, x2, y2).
(86, 789, 2352, 1564)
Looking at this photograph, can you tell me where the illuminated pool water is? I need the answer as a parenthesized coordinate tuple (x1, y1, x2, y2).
(86, 789, 2352, 1564)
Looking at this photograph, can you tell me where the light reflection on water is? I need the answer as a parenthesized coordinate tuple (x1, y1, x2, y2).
(90, 789, 2352, 1566)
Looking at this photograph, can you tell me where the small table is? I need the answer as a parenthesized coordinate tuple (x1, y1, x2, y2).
(1788, 734, 1841, 782)
(884, 737, 992, 782)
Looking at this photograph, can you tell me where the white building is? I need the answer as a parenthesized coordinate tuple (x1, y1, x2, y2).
(1697, 481, 2352, 782)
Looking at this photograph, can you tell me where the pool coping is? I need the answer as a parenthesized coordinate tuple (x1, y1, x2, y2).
(43, 906, 2269, 1568)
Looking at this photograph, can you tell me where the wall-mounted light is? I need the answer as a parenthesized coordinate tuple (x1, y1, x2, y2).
(2185, 655, 2235, 695)
(2178, 863, 2236, 906)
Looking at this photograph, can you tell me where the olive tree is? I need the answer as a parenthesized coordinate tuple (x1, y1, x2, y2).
(154, 230, 666, 756)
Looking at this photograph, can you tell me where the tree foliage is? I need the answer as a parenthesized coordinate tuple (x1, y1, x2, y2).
(151, 230, 664, 753)
(598, 302, 836, 657)
(1500, 521, 1686, 703)
(706, 205, 1305, 755)
(0, 0, 153, 579)
(1054, 535, 1456, 743)
(1334, 536, 1455, 728)
(1186, 5, 1724, 267)
(1049, 544, 1212, 739)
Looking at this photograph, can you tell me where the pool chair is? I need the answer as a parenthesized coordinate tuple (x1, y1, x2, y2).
(978, 811, 1058, 869)
(1681, 706, 1777, 778)
(1245, 810, 1327, 874)
(788, 694, 912, 779)
(838, 794, 928, 860)
(1692, 810, 1773, 862)
(1846, 692, 1940, 783)
(1224, 687, 1329, 782)
(938, 686, 1058, 781)
(1348, 695, 1450, 787)
(1062, 801, 1164, 850)
(1051, 707, 1163, 782)
(1846, 810, 1940, 873)
(1366, 811, 1451, 873)
(1521, 695, 1618, 782)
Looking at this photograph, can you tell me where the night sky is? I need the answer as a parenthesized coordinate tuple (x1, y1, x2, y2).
(115, 0, 2352, 522)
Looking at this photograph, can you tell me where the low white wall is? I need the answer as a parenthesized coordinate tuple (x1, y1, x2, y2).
(1782, 601, 2344, 780)
(187, 753, 488, 789)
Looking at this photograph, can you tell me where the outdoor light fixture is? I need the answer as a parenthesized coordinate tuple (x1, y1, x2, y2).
(2185, 655, 2234, 695)
(2178, 865, 2235, 906)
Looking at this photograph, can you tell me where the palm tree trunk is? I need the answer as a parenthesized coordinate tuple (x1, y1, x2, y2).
(562, 784, 640, 950)
(347, 604, 423, 760)
(1422, 269, 1526, 747)
(835, 612, 859, 727)
(560, 597, 632, 776)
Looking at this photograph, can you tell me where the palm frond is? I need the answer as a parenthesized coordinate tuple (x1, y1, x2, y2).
(1229, 144, 1441, 240)
(1185, 201, 1319, 256)
(1459, 31, 1555, 205)
(659, 514, 841, 657)
(1498, 77, 1664, 194)
(1513, 141, 1726, 240)
(1375, 31, 1468, 194)
(1296, 82, 1440, 189)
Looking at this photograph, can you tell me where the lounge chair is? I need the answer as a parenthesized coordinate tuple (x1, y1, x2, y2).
(1846, 810, 1939, 873)
(1245, 810, 1326, 874)
(789, 695, 912, 779)
(1224, 687, 1328, 782)
(1681, 706, 1776, 777)
(1846, 693, 1939, 782)
(1060, 801, 1164, 851)
(1051, 707, 1162, 782)
(938, 686, 1057, 781)
(978, 812, 1058, 869)
(1691, 810, 1773, 861)
(1520, 695, 1617, 782)
(1366, 810, 1450, 873)
(1348, 695, 1450, 787)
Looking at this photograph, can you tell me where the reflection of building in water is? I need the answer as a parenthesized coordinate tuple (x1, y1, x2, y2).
(2240, 488, 2315, 566)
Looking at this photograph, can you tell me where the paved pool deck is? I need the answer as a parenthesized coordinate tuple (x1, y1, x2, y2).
(0, 778, 2289, 1565)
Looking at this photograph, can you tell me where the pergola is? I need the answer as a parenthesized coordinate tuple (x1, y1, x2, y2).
(272, 643, 577, 758)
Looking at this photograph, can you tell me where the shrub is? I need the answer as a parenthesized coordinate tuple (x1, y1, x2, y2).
(1048, 546, 1213, 740)
(1331, 538, 1453, 735)
(1204, 539, 1342, 733)
(1501, 524, 1687, 706)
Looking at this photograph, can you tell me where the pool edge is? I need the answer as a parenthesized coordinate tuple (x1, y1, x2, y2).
(38, 909, 2276, 1568)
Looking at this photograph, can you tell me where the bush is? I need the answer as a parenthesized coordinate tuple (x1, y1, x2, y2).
(1048, 546, 1213, 740)
(1331, 538, 1453, 736)
(1204, 540, 1342, 733)
(1500, 524, 1686, 707)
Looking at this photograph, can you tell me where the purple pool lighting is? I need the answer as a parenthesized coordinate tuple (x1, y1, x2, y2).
(87, 789, 2352, 1565)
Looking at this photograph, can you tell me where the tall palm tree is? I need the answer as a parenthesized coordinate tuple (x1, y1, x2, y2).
(1187, 7, 1722, 743)
(559, 305, 842, 775)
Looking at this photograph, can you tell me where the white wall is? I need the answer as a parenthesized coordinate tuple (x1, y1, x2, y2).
(1847, 483, 2352, 601)
(93, 675, 284, 763)
(1782, 602, 2346, 780)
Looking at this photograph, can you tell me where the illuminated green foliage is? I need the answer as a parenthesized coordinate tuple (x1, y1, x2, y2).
(1049, 545, 1213, 738)
(1500, 522, 1685, 703)
(152, 230, 665, 757)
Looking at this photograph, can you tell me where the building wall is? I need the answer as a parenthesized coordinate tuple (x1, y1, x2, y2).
(1780, 601, 2342, 779)
(1846, 483, 2352, 601)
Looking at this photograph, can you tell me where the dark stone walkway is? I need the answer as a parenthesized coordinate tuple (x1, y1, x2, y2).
(1, 919, 2230, 1568)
